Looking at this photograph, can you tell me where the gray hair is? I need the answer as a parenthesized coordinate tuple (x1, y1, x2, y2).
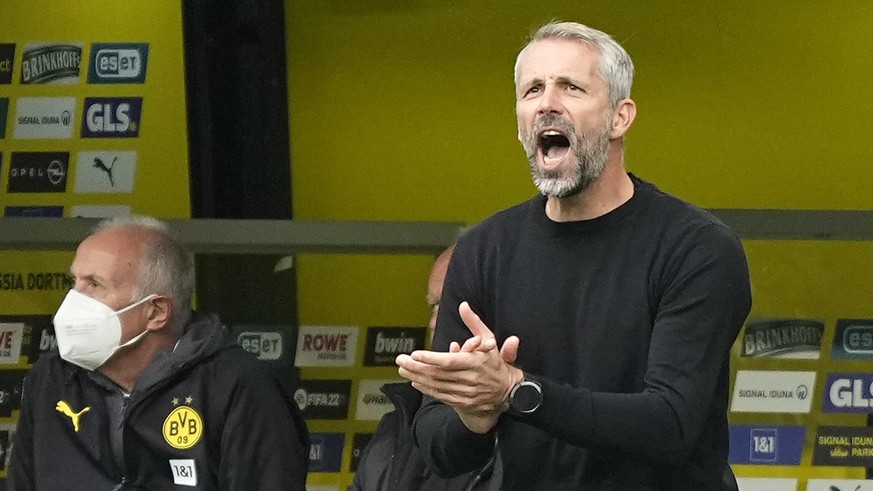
(95, 215, 195, 332)
(514, 21, 634, 108)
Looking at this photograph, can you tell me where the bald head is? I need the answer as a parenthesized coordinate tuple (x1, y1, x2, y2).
(427, 245, 455, 339)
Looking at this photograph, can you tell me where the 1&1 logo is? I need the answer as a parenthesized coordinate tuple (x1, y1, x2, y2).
(81, 97, 142, 138)
(163, 405, 203, 449)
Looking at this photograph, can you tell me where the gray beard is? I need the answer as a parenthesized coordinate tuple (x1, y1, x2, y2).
(523, 115, 612, 198)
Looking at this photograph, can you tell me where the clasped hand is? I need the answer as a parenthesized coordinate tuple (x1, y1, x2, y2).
(396, 301, 522, 433)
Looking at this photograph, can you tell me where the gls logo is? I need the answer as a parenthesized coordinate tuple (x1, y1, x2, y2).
(824, 374, 873, 413)
(88, 43, 149, 84)
(81, 97, 142, 138)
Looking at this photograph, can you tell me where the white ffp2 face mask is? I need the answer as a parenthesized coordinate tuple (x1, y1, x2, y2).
(53, 289, 157, 371)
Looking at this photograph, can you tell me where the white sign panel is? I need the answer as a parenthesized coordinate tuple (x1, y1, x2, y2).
(13, 97, 75, 139)
(70, 205, 131, 218)
(74, 150, 137, 193)
(806, 479, 873, 491)
(731, 370, 816, 413)
(294, 325, 358, 367)
(355, 379, 397, 421)
(0, 324, 23, 364)
(736, 477, 796, 491)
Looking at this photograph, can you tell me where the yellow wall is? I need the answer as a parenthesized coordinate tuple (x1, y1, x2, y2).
(288, 0, 873, 487)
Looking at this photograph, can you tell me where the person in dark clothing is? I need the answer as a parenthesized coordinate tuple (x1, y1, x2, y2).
(396, 21, 751, 490)
(7, 216, 309, 490)
(352, 246, 500, 491)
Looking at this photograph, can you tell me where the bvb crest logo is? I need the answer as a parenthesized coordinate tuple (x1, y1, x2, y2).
(163, 405, 203, 450)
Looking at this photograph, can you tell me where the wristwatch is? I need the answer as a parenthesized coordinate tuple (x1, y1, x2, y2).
(508, 376, 543, 415)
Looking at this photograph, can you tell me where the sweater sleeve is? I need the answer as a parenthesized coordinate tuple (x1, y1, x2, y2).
(521, 223, 751, 463)
(413, 234, 499, 477)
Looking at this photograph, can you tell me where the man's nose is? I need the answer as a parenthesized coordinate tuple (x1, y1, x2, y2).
(537, 85, 564, 114)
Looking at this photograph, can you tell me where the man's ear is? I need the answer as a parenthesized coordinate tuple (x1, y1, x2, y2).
(146, 296, 172, 331)
(609, 98, 637, 140)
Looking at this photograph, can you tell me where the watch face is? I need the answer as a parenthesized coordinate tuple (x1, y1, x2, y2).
(511, 381, 542, 413)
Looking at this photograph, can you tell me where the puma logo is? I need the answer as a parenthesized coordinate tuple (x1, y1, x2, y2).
(93, 156, 117, 187)
(56, 400, 90, 432)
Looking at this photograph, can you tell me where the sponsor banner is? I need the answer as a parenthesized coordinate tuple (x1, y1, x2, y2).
(230, 324, 294, 367)
(823, 373, 873, 413)
(0, 272, 72, 293)
(5, 206, 64, 217)
(832, 319, 873, 360)
(730, 370, 815, 413)
(70, 205, 131, 218)
(814, 425, 873, 466)
(13, 97, 76, 140)
(308, 432, 344, 473)
(0, 44, 14, 84)
(0, 323, 24, 364)
(7, 152, 69, 193)
(364, 326, 426, 366)
(350, 432, 373, 472)
(292, 379, 351, 419)
(0, 370, 26, 417)
(355, 379, 398, 421)
(294, 325, 358, 367)
(740, 318, 823, 359)
(728, 424, 804, 465)
(88, 43, 149, 84)
(20, 43, 82, 84)
(74, 151, 137, 193)
(81, 97, 142, 138)
(806, 479, 873, 491)
(0, 98, 7, 138)
(8, 315, 56, 364)
(736, 478, 797, 491)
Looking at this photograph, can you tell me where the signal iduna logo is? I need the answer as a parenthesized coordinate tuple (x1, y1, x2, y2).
(294, 326, 358, 367)
(730, 370, 816, 413)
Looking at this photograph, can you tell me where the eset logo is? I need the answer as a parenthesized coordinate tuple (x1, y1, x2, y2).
(88, 43, 148, 84)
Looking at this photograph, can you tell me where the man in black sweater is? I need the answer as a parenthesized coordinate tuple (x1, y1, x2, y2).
(396, 21, 751, 490)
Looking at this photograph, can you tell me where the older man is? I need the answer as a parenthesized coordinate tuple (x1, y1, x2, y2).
(397, 21, 751, 490)
(8, 216, 309, 490)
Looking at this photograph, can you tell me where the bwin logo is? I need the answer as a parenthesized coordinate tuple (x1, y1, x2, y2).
(374, 332, 415, 354)
(39, 329, 57, 351)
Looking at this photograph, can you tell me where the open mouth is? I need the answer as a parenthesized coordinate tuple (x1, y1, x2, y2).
(538, 130, 571, 166)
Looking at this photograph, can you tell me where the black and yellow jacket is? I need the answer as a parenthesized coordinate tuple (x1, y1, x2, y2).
(7, 312, 309, 490)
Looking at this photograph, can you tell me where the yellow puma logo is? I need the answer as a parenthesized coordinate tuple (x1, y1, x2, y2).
(56, 400, 90, 433)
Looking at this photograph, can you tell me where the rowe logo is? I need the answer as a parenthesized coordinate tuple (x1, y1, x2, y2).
(294, 326, 358, 367)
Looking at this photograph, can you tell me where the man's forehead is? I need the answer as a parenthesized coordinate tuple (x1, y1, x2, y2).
(518, 39, 602, 80)
(71, 230, 139, 282)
